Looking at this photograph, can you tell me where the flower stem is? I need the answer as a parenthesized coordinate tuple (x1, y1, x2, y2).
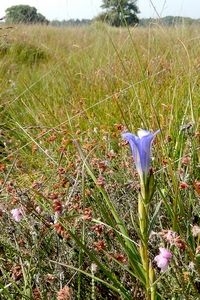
(138, 178, 156, 300)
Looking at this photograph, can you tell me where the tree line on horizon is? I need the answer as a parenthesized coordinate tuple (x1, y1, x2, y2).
(1, 2, 200, 27)
(50, 16, 200, 27)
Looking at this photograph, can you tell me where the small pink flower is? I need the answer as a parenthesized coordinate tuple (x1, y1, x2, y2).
(154, 248, 172, 272)
(181, 156, 190, 165)
(11, 208, 24, 222)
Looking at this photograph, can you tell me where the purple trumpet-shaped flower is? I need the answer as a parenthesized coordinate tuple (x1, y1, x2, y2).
(122, 129, 159, 178)
(154, 248, 172, 272)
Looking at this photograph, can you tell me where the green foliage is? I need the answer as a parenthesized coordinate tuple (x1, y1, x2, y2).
(51, 19, 92, 27)
(0, 24, 200, 299)
(139, 16, 200, 27)
(0, 42, 48, 65)
(5, 5, 49, 24)
(0, 32, 48, 66)
(99, 0, 139, 26)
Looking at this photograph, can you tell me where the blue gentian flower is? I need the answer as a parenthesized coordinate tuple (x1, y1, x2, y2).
(122, 129, 160, 179)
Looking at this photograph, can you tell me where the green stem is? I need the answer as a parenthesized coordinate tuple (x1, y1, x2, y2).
(138, 178, 156, 300)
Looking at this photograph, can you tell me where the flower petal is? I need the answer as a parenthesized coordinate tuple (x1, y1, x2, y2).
(159, 247, 172, 259)
(122, 132, 142, 175)
(137, 129, 151, 138)
(122, 129, 159, 177)
(138, 133, 155, 173)
(155, 256, 169, 271)
(11, 208, 23, 222)
(154, 248, 172, 272)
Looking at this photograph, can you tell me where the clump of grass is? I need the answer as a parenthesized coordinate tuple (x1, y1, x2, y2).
(0, 38, 48, 65)
(9, 41, 47, 64)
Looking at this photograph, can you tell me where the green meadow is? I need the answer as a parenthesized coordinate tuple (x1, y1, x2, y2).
(0, 23, 200, 299)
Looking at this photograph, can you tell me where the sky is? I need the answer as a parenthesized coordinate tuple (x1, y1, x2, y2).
(0, 0, 200, 21)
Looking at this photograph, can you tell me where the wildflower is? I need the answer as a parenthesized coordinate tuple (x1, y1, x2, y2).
(0, 163, 6, 172)
(96, 175, 106, 187)
(194, 181, 200, 195)
(154, 248, 172, 272)
(181, 156, 191, 165)
(159, 229, 177, 243)
(54, 223, 69, 239)
(122, 129, 159, 179)
(11, 264, 22, 281)
(179, 182, 189, 189)
(93, 240, 106, 251)
(91, 224, 104, 236)
(32, 287, 41, 299)
(113, 252, 127, 263)
(82, 207, 92, 221)
(192, 225, 200, 237)
(52, 199, 63, 214)
(11, 208, 24, 222)
(57, 285, 73, 300)
(159, 229, 186, 251)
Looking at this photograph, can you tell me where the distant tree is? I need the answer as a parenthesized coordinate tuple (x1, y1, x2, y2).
(138, 16, 199, 27)
(100, 0, 139, 27)
(51, 19, 92, 27)
(5, 5, 49, 24)
(36, 13, 48, 24)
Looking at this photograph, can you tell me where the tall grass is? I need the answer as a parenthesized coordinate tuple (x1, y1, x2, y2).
(0, 22, 200, 299)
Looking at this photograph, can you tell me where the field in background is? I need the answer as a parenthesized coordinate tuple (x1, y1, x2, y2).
(0, 23, 200, 299)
